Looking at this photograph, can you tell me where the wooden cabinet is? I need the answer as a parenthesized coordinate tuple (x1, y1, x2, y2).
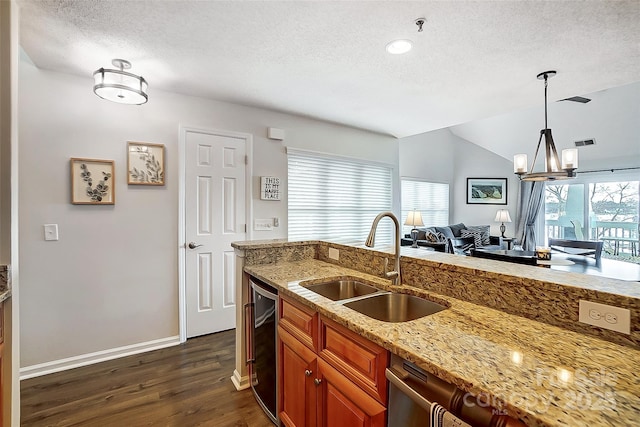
(279, 326, 317, 427)
(279, 296, 318, 351)
(278, 295, 388, 427)
(317, 359, 386, 427)
(319, 317, 388, 404)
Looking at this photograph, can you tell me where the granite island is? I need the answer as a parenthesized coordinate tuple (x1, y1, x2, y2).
(231, 239, 640, 427)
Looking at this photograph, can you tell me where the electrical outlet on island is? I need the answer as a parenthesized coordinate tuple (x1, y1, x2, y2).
(578, 300, 630, 334)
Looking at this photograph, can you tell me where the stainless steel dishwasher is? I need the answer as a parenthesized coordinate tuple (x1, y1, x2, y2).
(386, 354, 521, 427)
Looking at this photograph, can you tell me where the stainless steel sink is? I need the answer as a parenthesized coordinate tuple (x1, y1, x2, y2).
(305, 280, 380, 301)
(344, 293, 446, 322)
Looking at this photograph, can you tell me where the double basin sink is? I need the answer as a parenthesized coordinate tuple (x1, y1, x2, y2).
(303, 279, 446, 322)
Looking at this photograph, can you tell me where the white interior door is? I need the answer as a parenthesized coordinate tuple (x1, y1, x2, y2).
(184, 128, 247, 338)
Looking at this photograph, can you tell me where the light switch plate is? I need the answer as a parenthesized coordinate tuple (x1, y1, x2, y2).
(328, 248, 339, 260)
(254, 219, 273, 231)
(579, 300, 630, 334)
(44, 224, 59, 241)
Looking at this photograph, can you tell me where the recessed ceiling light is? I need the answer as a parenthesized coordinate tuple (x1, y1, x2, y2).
(386, 39, 413, 55)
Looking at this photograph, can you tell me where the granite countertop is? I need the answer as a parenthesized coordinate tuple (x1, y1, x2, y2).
(398, 246, 640, 298)
(244, 258, 640, 427)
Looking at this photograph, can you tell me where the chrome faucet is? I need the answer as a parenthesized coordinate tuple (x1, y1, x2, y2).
(365, 211, 401, 286)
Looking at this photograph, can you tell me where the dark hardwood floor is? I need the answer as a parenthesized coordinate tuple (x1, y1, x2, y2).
(21, 330, 273, 427)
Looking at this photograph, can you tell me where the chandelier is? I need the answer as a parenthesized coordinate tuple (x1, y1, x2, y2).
(514, 71, 578, 181)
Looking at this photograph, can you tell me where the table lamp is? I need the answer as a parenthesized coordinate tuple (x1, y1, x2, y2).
(494, 209, 512, 238)
(404, 210, 425, 248)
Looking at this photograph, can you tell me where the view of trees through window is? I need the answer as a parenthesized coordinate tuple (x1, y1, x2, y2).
(545, 179, 639, 263)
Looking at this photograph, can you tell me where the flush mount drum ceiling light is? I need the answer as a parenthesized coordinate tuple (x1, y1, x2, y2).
(93, 59, 148, 105)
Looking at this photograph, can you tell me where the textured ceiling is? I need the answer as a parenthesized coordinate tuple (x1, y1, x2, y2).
(16, 0, 640, 139)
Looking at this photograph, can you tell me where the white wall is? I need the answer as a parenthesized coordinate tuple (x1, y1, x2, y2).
(451, 135, 517, 237)
(399, 129, 455, 185)
(18, 60, 398, 368)
(399, 128, 517, 237)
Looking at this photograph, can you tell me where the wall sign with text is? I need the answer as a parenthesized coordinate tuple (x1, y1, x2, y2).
(260, 176, 281, 200)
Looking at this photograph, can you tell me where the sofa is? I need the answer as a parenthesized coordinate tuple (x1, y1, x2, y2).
(401, 222, 504, 253)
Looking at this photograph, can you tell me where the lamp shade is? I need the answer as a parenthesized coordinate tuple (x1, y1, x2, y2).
(404, 210, 424, 227)
(494, 209, 512, 223)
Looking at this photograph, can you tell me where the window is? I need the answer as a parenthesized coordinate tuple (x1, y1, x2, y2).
(401, 180, 449, 234)
(545, 176, 639, 259)
(288, 149, 393, 244)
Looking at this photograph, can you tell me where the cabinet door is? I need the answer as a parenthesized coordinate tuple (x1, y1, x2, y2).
(279, 326, 317, 427)
(317, 359, 386, 427)
(319, 316, 388, 404)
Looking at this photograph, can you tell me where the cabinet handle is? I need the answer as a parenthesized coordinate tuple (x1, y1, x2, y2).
(314, 378, 322, 386)
(305, 369, 313, 377)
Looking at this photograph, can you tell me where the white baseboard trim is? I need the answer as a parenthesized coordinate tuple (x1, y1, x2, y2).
(231, 369, 250, 390)
(20, 335, 181, 380)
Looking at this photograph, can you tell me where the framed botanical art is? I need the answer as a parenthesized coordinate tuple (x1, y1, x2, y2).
(70, 158, 115, 205)
(127, 142, 165, 185)
(466, 177, 507, 205)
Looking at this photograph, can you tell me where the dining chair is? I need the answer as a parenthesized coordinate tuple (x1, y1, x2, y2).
(570, 220, 585, 240)
(548, 238, 603, 261)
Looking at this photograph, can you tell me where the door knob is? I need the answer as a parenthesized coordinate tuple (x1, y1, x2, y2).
(188, 242, 203, 249)
(305, 369, 313, 377)
(314, 378, 322, 386)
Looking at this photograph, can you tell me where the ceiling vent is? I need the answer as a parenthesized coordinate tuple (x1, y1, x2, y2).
(574, 138, 596, 147)
(561, 96, 592, 103)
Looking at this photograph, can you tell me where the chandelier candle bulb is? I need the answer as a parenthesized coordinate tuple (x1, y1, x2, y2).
(562, 148, 578, 170)
(513, 154, 527, 174)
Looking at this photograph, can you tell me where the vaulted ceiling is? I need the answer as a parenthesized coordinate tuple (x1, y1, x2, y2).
(16, 0, 640, 152)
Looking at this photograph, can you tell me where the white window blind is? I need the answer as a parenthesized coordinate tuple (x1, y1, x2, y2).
(288, 149, 393, 245)
(401, 180, 449, 233)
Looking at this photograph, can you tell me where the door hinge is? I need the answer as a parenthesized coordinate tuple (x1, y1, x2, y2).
(244, 224, 247, 233)
(245, 155, 248, 165)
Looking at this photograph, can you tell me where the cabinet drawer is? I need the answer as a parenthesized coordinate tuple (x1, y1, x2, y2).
(279, 295, 318, 352)
(319, 316, 388, 404)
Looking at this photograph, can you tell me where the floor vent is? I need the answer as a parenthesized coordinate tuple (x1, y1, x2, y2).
(574, 138, 596, 147)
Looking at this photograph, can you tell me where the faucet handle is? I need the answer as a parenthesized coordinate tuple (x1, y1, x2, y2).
(384, 257, 399, 280)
